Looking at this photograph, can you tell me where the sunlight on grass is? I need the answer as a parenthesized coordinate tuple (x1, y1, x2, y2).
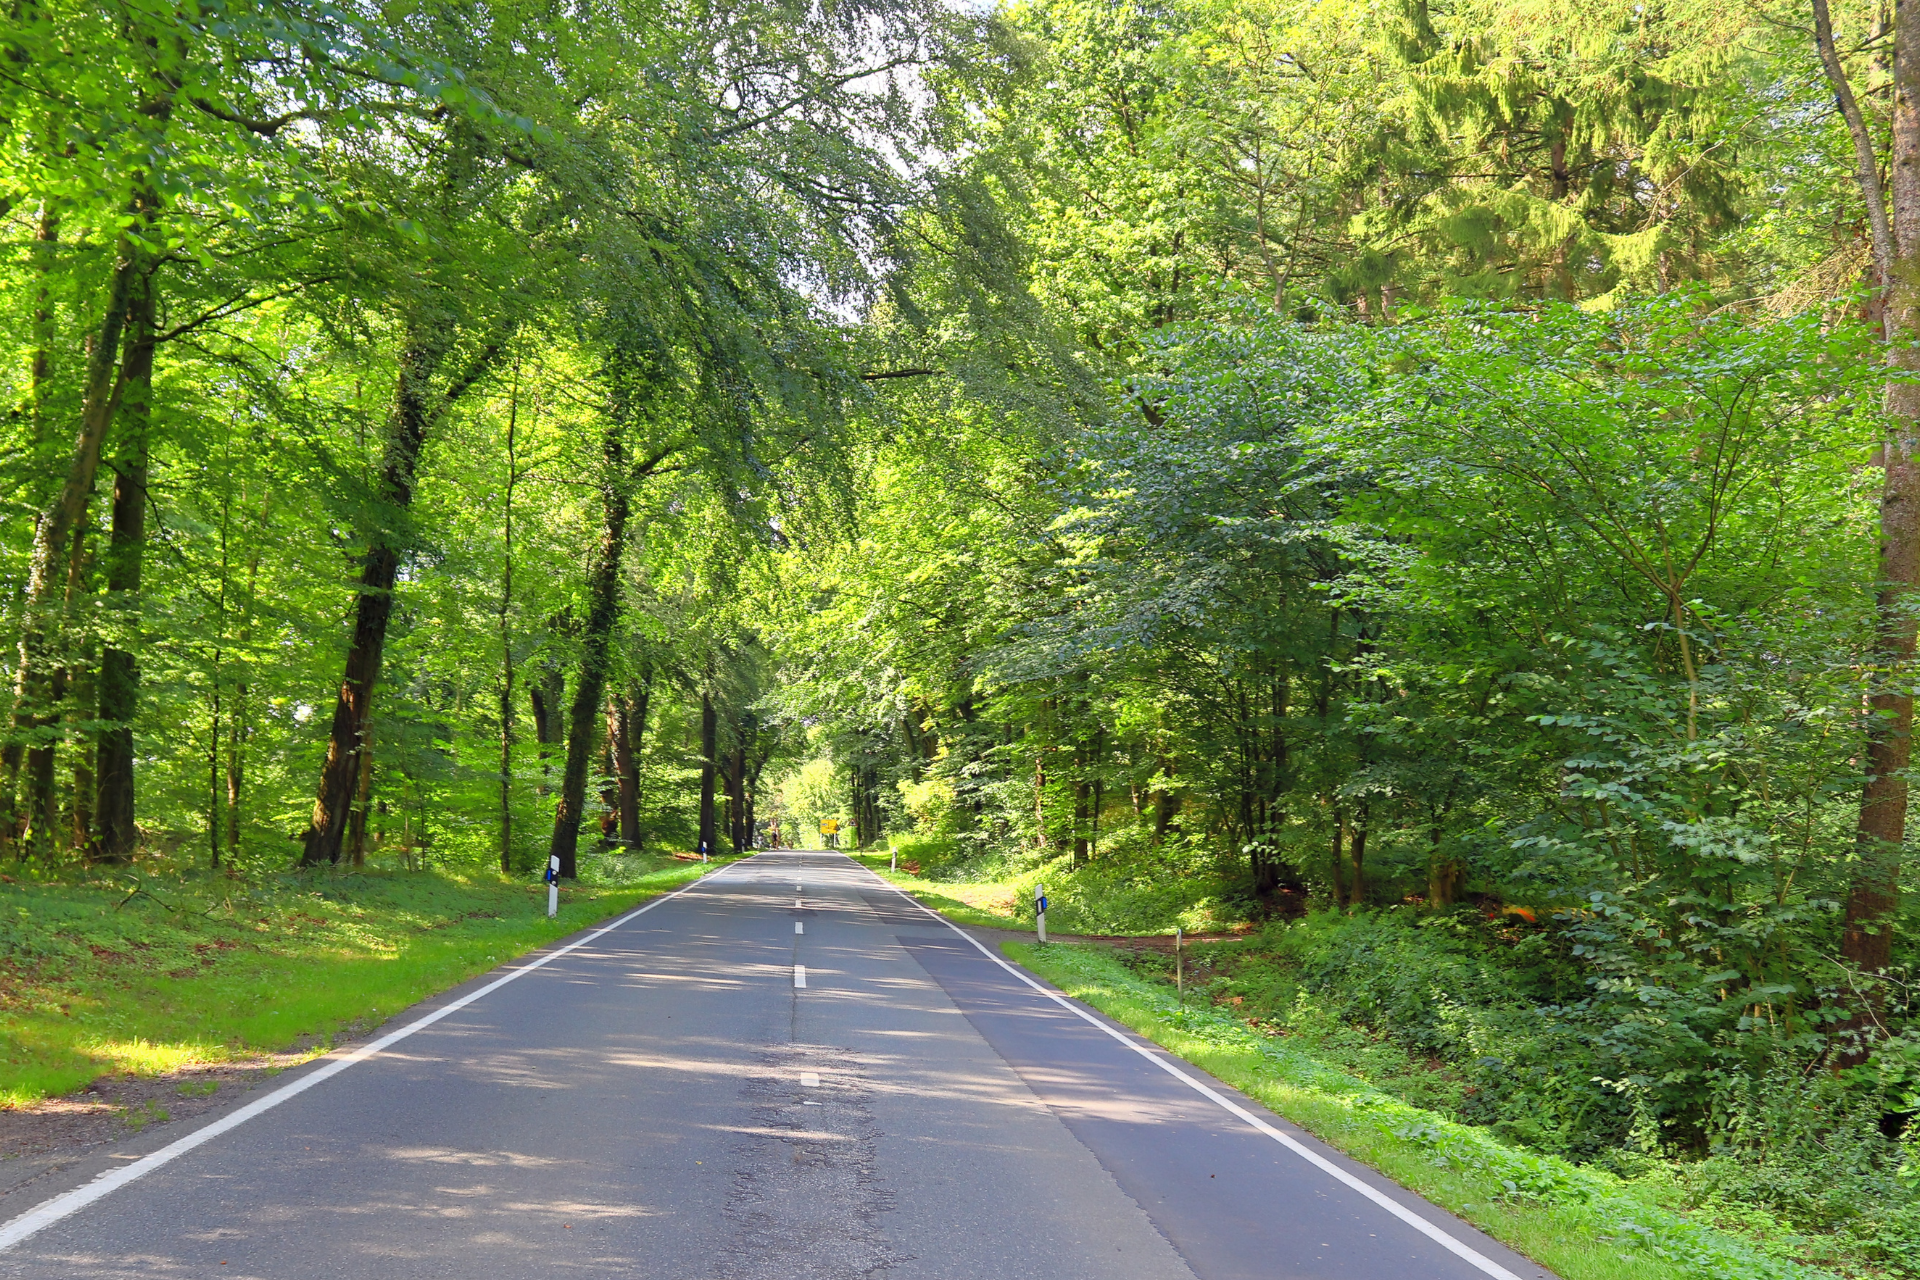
(85, 1037, 249, 1078)
(0, 859, 713, 1105)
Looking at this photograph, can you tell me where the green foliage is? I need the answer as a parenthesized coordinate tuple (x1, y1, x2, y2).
(1, 0, 1914, 1271)
(1016, 937, 1848, 1280)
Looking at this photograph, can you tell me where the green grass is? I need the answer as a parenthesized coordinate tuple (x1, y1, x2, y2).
(0, 855, 722, 1105)
(847, 838, 1249, 936)
(846, 852, 1027, 929)
(1003, 940, 1840, 1280)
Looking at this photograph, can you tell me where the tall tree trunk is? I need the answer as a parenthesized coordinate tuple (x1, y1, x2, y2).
(1151, 755, 1177, 840)
(0, 211, 64, 845)
(225, 709, 245, 861)
(347, 745, 372, 867)
(620, 676, 649, 846)
(1328, 801, 1348, 908)
(699, 692, 718, 858)
(1033, 747, 1047, 849)
(1814, 0, 1896, 321)
(1427, 834, 1461, 908)
(1072, 777, 1089, 863)
(746, 748, 766, 851)
(548, 428, 630, 879)
(1348, 802, 1370, 906)
(599, 710, 620, 839)
(607, 692, 637, 845)
(1839, 0, 1920, 1062)
(729, 737, 748, 854)
(67, 651, 94, 851)
(27, 204, 58, 448)
(23, 501, 96, 852)
(206, 682, 222, 868)
(498, 369, 518, 875)
(302, 328, 457, 865)
(8, 244, 143, 854)
(529, 666, 562, 794)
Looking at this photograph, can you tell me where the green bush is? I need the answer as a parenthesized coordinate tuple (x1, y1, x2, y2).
(1103, 907, 1920, 1274)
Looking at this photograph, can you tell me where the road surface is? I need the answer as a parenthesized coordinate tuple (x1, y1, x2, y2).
(0, 851, 1554, 1279)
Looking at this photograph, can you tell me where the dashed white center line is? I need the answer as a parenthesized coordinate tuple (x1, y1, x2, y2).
(801, 1072, 820, 1087)
(793, 965, 807, 988)
(795, 921, 804, 934)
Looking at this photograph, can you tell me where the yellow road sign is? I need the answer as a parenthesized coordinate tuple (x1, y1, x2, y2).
(819, 819, 839, 834)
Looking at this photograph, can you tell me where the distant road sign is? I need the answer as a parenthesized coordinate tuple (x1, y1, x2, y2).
(819, 819, 839, 835)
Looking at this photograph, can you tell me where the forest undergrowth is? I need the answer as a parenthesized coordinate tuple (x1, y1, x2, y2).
(870, 842, 1920, 1279)
(0, 852, 718, 1106)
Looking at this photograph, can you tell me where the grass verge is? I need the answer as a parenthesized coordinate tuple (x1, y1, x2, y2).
(1001, 940, 1839, 1280)
(1, 855, 719, 1106)
(846, 852, 1024, 929)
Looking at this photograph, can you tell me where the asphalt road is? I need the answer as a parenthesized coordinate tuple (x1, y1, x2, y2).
(0, 851, 1555, 1279)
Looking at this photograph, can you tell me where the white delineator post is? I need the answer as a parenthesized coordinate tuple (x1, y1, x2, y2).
(1035, 882, 1047, 945)
(546, 855, 560, 919)
(890, 847, 897, 872)
(1176, 926, 1183, 1003)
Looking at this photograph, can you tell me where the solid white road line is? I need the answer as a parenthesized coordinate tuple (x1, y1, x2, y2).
(859, 861, 1528, 1280)
(0, 855, 767, 1254)
(794, 965, 808, 988)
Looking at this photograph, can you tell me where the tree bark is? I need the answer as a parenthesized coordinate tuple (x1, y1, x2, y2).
(0, 211, 63, 842)
(607, 692, 637, 844)
(89, 269, 157, 863)
(7, 242, 142, 853)
(1150, 754, 1177, 840)
(1841, 0, 1920, 1061)
(699, 692, 718, 858)
(598, 709, 620, 839)
(303, 324, 502, 864)
(529, 665, 562, 794)
(67, 651, 94, 851)
(1328, 802, 1348, 908)
(547, 427, 630, 879)
(621, 676, 650, 846)
(1033, 747, 1047, 849)
(1348, 802, 1369, 906)
(347, 744, 372, 866)
(498, 365, 518, 874)
(1814, 0, 1896, 318)
(206, 682, 222, 868)
(729, 736, 748, 854)
(23, 510, 93, 851)
(225, 707, 245, 861)
(27, 204, 58, 447)
(1072, 773, 1089, 863)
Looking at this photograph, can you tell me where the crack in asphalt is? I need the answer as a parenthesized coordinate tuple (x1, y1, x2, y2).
(717, 1044, 905, 1279)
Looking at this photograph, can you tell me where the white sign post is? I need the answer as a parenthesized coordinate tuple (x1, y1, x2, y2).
(546, 855, 560, 918)
(1035, 882, 1047, 945)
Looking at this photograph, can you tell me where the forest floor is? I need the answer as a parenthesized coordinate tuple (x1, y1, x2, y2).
(0, 851, 724, 1164)
(855, 850, 1892, 1280)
